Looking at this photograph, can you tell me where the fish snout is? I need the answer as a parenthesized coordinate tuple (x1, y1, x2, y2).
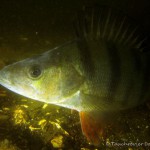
(0, 67, 15, 86)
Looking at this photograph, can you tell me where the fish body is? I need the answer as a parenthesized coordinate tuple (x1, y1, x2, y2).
(0, 7, 150, 145)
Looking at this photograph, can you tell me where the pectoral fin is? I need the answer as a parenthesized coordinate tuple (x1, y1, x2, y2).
(79, 111, 104, 146)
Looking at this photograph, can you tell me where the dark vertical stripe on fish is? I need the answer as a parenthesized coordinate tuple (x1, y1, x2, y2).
(121, 79, 134, 106)
(77, 39, 95, 79)
(122, 48, 142, 106)
(139, 56, 150, 103)
(106, 42, 121, 102)
(131, 48, 142, 73)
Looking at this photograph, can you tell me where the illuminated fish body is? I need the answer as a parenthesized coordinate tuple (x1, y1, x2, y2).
(0, 7, 150, 145)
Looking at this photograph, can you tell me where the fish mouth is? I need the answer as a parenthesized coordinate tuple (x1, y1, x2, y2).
(0, 69, 12, 87)
(0, 69, 32, 98)
(0, 68, 39, 100)
(0, 68, 22, 93)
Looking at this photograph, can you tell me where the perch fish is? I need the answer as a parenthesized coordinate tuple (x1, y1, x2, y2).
(0, 7, 150, 145)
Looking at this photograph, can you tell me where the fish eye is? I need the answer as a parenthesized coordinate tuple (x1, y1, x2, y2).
(28, 65, 43, 79)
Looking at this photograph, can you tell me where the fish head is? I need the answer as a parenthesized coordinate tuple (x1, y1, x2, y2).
(0, 45, 83, 104)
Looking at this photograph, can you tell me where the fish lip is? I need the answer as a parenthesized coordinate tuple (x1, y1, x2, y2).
(0, 69, 13, 90)
(0, 69, 25, 88)
(0, 70, 32, 97)
(0, 77, 12, 90)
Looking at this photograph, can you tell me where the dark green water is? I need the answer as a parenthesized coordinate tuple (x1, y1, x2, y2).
(0, 0, 150, 149)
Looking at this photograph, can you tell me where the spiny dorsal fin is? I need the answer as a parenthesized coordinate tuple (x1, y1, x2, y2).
(75, 6, 149, 51)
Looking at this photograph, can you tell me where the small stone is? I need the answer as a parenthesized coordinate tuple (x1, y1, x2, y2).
(51, 135, 63, 148)
(0, 139, 20, 150)
(146, 125, 149, 129)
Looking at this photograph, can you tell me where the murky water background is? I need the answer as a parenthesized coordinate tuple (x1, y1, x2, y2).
(0, 0, 150, 149)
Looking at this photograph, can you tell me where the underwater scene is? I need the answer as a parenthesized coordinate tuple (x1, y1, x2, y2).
(0, 0, 150, 150)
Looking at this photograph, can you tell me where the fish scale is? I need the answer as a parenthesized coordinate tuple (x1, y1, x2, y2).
(0, 6, 150, 145)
